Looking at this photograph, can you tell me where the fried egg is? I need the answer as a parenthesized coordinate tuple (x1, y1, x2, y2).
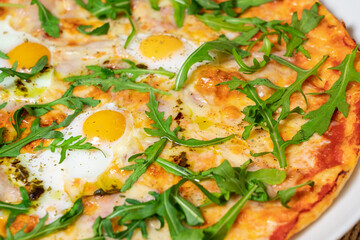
(5, 103, 147, 220)
(0, 20, 52, 102)
(125, 33, 198, 72)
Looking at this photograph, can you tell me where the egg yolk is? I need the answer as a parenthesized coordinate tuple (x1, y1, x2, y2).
(83, 110, 126, 142)
(7, 42, 51, 69)
(140, 35, 183, 59)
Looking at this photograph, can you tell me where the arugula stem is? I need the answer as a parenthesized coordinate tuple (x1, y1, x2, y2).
(204, 184, 257, 239)
(113, 68, 175, 78)
(0, 3, 26, 8)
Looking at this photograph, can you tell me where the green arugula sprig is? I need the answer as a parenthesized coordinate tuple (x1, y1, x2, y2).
(184, 3, 323, 80)
(92, 159, 313, 239)
(0, 187, 30, 227)
(0, 56, 48, 83)
(0, 102, 6, 143)
(121, 138, 167, 192)
(31, 0, 60, 38)
(65, 60, 175, 82)
(121, 91, 234, 192)
(292, 47, 360, 142)
(145, 91, 235, 147)
(163, 0, 274, 28)
(218, 54, 328, 168)
(171, 0, 188, 28)
(76, 0, 131, 19)
(196, 14, 253, 32)
(9, 86, 100, 141)
(70, 75, 168, 95)
(65, 60, 174, 95)
(274, 180, 314, 208)
(0, 3, 26, 8)
(235, 0, 273, 12)
(75, 0, 135, 47)
(35, 136, 104, 163)
(91, 179, 255, 240)
(0, 110, 80, 158)
(3, 198, 83, 240)
(76, 23, 110, 36)
(233, 36, 273, 74)
(283, 3, 324, 57)
(0, 50, 9, 60)
(211, 3, 323, 58)
(174, 35, 249, 90)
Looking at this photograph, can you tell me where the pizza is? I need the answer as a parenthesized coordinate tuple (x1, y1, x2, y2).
(0, 0, 359, 239)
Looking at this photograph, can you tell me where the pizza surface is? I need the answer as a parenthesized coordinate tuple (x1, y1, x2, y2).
(0, 0, 359, 239)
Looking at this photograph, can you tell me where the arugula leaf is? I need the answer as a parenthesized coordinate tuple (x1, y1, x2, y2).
(65, 60, 175, 82)
(203, 184, 257, 240)
(269, 54, 328, 116)
(0, 56, 48, 83)
(91, 193, 162, 239)
(35, 136, 103, 163)
(8, 86, 99, 141)
(30, 0, 60, 38)
(0, 109, 80, 158)
(155, 157, 201, 179)
(235, 0, 273, 12)
(246, 168, 286, 185)
(292, 47, 360, 142)
(14, 86, 100, 118)
(0, 50, 9, 60)
(219, 54, 328, 167)
(94, 179, 257, 240)
(121, 138, 167, 192)
(219, 78, 292, 167)
(171, 181, 205, 226)
(113, 60, 175, 79)
(233, 36, 272, 74)
(0, 128, 5, 145)
(75, 0, 131, 20)
(196, 14, 253, 32)
(171, 0, 188, 28)
(193, 0, 219, 10)
(149, 0, 160, 10)
(0, 3, 26, 8)
(77, 22, 110, 35)
(93, 158, 308, 240)
(284, 3, 324, 57)
(159, 182, 205, 240)
(71, 75, 168, 95)
(75, 0, 135, 48)
(145, 91, 235, 147)
(123, 12, 136, 48)
(0, 102, 6, 109)
(275, 180, 314, 208)
(174, 35, 249, 90)
(6, 198, 83, 240)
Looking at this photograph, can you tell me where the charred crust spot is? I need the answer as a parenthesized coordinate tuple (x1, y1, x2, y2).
(93, 188, 107, 196)
(136, 64, 148, 69)
(174, 112, 183, 125)
(28, 186, 45, 201)
(171, 152, 189, 168)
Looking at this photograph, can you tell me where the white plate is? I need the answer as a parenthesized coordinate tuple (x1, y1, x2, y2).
(295, 1, 360, 239)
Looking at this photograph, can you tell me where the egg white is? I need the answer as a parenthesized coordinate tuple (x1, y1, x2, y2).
(11, 103, 147, 220)
(0, 20, 53, 102)
(125, 33, 198, 73)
